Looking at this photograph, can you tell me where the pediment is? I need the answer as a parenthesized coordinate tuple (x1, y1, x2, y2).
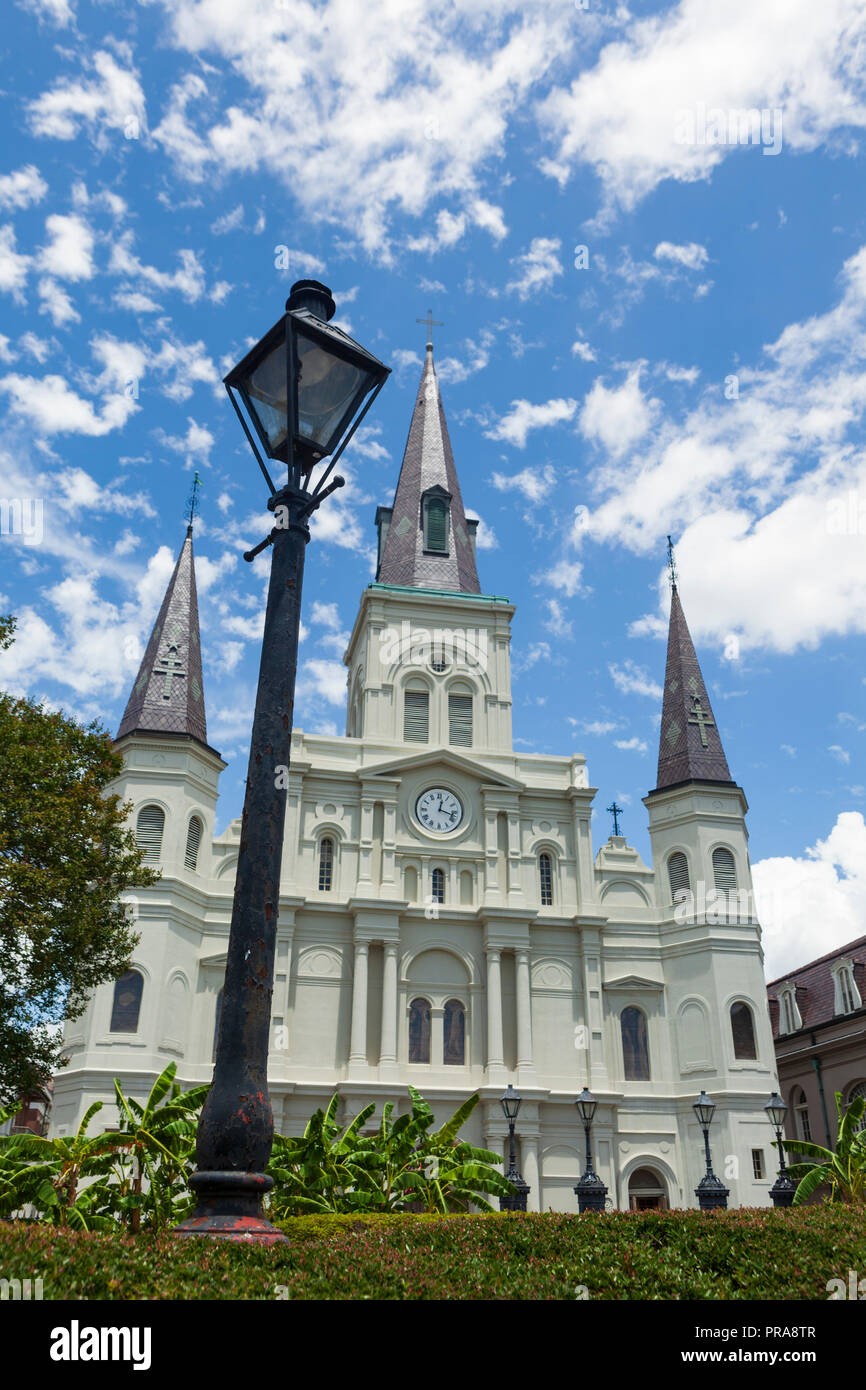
(602, 974, 665, 992)
(360, 748, 524, 791)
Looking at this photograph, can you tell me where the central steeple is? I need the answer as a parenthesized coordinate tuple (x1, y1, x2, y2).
(653, 583, 734, 792)
(375, 341, 481, 593)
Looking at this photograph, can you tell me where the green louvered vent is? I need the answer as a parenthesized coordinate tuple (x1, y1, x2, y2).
(403, 690, 429, 742)
(448, 694, 473, 747)
(136, 804, 165, 863)
(426, 499, 448, 552)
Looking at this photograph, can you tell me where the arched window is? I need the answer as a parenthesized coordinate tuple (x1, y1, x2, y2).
(712, 847, 737, 892)
(443, 999, 465, 1065)
(409, 998, 431, 1063)
(539, 853, 553, 906)
(621, 1006, 650, 1080)
(318, 838, 334, 892)
(135, 805, 164, 862)
(730, 1001, 757, 1060)
(793, 1087, 811, 1142)
(110, 970, 143, 1033)
(212, 987, 224, 1063)
(667, 852, 690, 900)
(847, 1081, 866, 1133)
(431, 867, 445, 904)
(448, 692, 473, 747)
(403, 688, 429, 742)
(185, 815, 203, 871)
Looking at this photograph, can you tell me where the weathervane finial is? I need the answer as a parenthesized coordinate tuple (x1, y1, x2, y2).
(416, 309, 443, 349)
(186, 472, 202, 535)
(666, 534, 678, 592)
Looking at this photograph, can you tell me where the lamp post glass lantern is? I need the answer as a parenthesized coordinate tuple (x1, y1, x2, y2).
(174, 282, 389, 1243)
(499, 1084, 530, 1212)
(765, 1091, 796, 1208)
(573, 1088, 607, 1214)
(693, 1091, 729, 1211)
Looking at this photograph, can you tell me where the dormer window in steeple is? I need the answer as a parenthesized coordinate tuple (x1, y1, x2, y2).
(421, 485, 452, 555)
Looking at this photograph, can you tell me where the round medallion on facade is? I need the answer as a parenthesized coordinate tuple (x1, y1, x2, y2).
(415, 787, 463, 834)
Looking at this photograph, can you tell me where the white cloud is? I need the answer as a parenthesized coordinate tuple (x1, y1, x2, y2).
(829, 745, 851, 765)
(609, 659, 663, 699)
(21, 0, 75, 25)
(539, 0, 866, 218)
(28, 48, 146, 145)
(471, 515, 498, 551)
(155, 417, 214, 466)
(505, 237, 563, 299)
(210, 203, 245, 235)
(490, 461, 556, 502)
(753, 812, 866, 978)
(571, 338, 596, 362)
(485, 397, 577, 448)
(38, 214, 95, 281)
(0, 372, 137, 436)
(580, 368, 658, 456)
(112, 288, 162, 314)
(654, 240, 708, 271)
(542, 598, 572, 638)
(537, 559, 584, 597)
(38, 278, 80, 326)
(569, 718, 618, 735)
(576, 244, 866, 654)
(0, 165, 48, 210)
(615, 736, 649, 753)
(296, 658, 347, 708)
(109, 231, 206, 302)
(0, 225, 30, 300)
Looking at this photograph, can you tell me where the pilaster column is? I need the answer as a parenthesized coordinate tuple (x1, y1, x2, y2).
(379, 943, 398, 1077)
(580, 928, 609, 1090)
(431, 1006, 444, 1069)
(486, 948, 505, 1080)
(515, 948, 536, 1084)
(357, 799, 374, 887)
(348, 940, 369, 1073)
(381, 800, 397, 886)
(507, 812, 523, 899)
(521, 1134, 540, 1213)
(483, 809, 499, 896)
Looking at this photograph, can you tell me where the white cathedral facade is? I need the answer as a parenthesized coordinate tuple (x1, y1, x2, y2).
(51, 342, 780, 1211)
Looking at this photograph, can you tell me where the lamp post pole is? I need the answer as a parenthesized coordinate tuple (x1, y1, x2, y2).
(693, 1091, 729, 1212)
(174, 282, 389, 1243)
(499, 1084, 530, 1212)
(573, 1088, 607, 1214)
(765, 1092, 796, 1208)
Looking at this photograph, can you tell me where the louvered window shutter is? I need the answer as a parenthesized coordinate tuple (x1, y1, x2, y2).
(426, 499, 447, 552)
(712, 848, 737, 892)
(667, 851, 690, 899)
(403, 690, 429, 742)
(136, 805, 165, 863)
(448, 694, 472, 747)
(185, 816, 203, 870)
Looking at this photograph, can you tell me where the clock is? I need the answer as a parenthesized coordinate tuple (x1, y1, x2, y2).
(415, 787, 463, 834)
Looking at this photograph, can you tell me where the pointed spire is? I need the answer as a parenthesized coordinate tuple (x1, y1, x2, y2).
(376, 344, 481, 593)
(117, 525, 209, 747)
(654, 584, 734, 791)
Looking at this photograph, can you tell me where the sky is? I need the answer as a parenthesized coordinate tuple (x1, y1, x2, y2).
(0, 0, 865, 980)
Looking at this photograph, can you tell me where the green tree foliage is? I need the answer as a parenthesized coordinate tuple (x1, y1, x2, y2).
(782, 1090, 866, 1205)
(0, 614, 157, 1105)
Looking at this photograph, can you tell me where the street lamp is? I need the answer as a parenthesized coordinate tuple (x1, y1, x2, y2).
(693, 1091, 729, 1211)
(174, 281, 389, 1243)
(765, 1091, 796, 1208)
(499, 1084, 530, 1212)
(573, 1087, 608, 1213)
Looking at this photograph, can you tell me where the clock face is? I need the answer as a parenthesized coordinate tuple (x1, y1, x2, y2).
(415, 787, 463, 834)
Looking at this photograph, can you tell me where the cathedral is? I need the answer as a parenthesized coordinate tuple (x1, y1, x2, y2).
(50, 339, 780, 1211)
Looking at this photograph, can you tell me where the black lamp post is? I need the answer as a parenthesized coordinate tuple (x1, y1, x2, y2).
(499, 1084, 530, 1212)
(765, 1091, 796, 1208)
(573, 1087, 608, 1213)
(174, 281, 389, 1243)
(693, 1091, 729, 1211)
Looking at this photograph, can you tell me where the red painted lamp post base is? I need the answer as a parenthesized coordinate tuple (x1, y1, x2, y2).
(173, 1172, 288, 1245)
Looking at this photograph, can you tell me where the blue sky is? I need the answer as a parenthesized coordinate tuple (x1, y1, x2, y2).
(1, 0, 865, 977)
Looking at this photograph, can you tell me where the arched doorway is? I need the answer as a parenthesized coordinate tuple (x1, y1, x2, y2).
(628, 1166, 669, 1210)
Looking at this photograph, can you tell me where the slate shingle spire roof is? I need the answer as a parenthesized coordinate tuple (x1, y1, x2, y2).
(117, 525, 209, 747)
(654, 584, 734, 791)
(376, 342, 481, 592)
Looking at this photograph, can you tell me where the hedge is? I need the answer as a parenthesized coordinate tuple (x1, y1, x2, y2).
(1, 1207, 864, 1300)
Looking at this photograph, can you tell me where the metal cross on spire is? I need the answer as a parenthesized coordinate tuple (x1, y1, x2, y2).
(186, 471, 203, 532)
(666, 534, 678, 591)
(606, 801, 624, 836)
(416, 310, 443, 346)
